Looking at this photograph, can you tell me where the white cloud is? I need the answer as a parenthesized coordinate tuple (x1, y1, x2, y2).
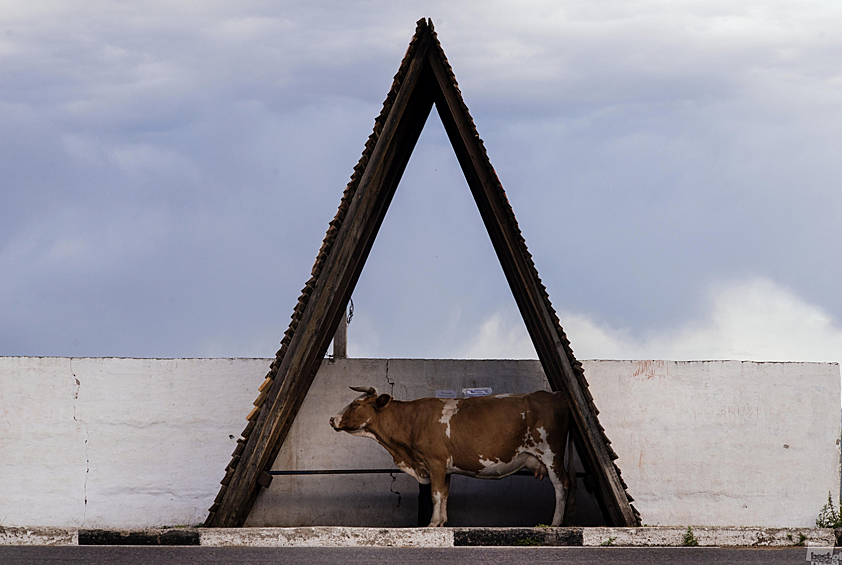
(456, 278, 842, 363)
(455, 311, 538, 360)
(643, 278, 842, 362)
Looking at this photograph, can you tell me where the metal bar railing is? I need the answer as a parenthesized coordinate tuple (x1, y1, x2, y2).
(268, 469, 402, 475)
(269, 469, 588, 477)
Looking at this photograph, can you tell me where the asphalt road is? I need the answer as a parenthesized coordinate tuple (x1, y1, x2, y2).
(0, 546, 815, 564)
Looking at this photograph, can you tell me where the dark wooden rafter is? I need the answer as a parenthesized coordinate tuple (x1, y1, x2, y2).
(206, 18, 640, 528)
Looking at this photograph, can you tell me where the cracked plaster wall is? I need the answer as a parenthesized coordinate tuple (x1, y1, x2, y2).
(586, 360, 841, 527)
(0, 357, 259, 528)
(0, 357, 839, 528)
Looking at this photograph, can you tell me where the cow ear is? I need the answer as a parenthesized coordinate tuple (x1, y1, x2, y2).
(375, 394, 391, 410)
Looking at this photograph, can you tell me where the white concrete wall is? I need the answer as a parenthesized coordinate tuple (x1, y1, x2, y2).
(585, 360, 841, 527)
(0, 357, 838, 528)
(0, 357, 259, 528)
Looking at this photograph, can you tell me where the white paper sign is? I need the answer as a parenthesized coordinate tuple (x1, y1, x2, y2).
(462, 387, 493, 398)
(435, 390, 457, 398)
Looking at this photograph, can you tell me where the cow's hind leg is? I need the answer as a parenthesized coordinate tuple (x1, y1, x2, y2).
(549, 466, 570, 526)
(536, 450, 570, 526)
(428, 472, 451, 527)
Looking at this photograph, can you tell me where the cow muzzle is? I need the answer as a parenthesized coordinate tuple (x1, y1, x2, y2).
(329, 416, 341, 431)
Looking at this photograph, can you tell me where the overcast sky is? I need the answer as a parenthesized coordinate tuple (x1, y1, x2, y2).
(2, 1, 841, 363)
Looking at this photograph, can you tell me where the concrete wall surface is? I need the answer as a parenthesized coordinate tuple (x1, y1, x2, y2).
(0, 357, 838, 528)
(0, 357, 259, 528)
(584, 360, 840, 527)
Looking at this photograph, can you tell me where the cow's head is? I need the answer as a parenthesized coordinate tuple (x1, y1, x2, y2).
(329, 386, 392, 436)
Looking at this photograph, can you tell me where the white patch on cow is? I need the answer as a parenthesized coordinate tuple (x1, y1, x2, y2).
(523, 427, 536, 448)
(430, 491, 446, 526)
(478, 456, 499, 467)
(524, 426, 567, 525)
(474, 451, 539, 479)
(348, 429, 377, 440)
(343, 416, 374, 439)
(521, 412, 526, 420)
(446, 456, 476, 476)
(439, 399, 459, 438)
(397, 461, 430, 484)
(531, 426, 550, 455)
(538, 443, 565, 526)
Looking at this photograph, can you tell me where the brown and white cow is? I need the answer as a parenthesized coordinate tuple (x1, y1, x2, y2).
(329, 386, 571, 527)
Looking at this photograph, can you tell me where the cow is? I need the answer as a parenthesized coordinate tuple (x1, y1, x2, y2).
(329, 386, 571, 527)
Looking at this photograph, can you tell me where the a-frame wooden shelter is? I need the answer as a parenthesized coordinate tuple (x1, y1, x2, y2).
(206, 18, 640, 528)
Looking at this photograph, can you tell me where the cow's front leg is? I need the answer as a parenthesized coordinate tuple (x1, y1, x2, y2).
(428, 471, 451, 527)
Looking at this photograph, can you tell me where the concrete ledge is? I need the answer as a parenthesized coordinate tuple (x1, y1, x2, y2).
(583, 527, 837, 547)
(78, 529, 200, 546)
(199, 527, 454, 548)
(0, 526, 837, 547)
(200, 526, 835, 547)
(0, 527, 77, 546)
(453, 527, 582, 546)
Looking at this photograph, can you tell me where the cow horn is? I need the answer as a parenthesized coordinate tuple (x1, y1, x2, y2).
(349, 386, 376, 396)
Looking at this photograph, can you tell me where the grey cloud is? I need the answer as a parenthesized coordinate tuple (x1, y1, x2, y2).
(1, 1, 840, 360)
